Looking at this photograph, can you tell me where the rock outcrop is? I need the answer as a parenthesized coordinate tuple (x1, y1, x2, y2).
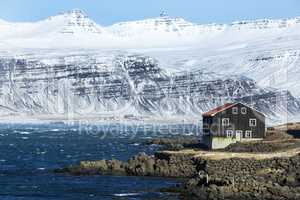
(0, 55, 299, 119)
(58, 152, 197, 178)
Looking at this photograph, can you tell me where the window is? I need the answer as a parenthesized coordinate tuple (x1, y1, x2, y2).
(249, 119, 257, 127)
(222, 118, 230, 126)
(227, 130, 234, 138)
(245, 131, 252, 138)
(232, 107, 238, 114)
(241, 107, 247, 114)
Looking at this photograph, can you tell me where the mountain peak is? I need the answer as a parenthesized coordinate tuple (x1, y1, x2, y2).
(159, 11, 168, 18)
(52, 9, 102, 34)
(63, 9, 88, 18)
(108, 13, 195, 37)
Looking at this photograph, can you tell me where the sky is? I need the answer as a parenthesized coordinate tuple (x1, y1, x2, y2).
(0, 0, 300, 25)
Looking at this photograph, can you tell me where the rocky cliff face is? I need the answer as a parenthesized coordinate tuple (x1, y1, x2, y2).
(0, 54, 299, 122)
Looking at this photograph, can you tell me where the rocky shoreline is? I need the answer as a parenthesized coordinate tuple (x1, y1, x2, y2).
(56, 135, 300, 200)
(56, 151, 197, 178)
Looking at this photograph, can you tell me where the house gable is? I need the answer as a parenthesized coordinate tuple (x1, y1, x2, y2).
(203, 103, 265, 118)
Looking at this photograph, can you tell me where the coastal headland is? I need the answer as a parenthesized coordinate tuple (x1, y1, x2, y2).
(56, 129, 300, 200)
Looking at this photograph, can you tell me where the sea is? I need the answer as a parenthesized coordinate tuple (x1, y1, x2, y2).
(0, 122, 199, 200)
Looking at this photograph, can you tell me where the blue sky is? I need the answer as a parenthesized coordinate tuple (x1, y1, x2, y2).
(1, 0, 300, 25)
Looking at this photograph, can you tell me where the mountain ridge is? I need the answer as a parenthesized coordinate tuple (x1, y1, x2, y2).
(1, 9, 300, 43)
(2, 9, 300, 29)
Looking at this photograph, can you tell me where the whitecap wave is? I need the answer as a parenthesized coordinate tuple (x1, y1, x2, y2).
(50, 129, 60, 132)
(113, 193, 140, 197)
(19, 131, 31, 135)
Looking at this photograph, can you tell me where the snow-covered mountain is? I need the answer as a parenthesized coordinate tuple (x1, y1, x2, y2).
(51, 9, 103, 34)
(108, 15, 195, 37)
(0, 9, 103, 38)
(1, 9, 300, 48)
(0, 10, 300, 124)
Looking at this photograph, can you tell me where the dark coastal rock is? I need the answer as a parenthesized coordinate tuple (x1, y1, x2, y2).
(145, 136, 204, 151)
(126, 152, 197, 178)
(59, 159, 127, 175)
(57, 151, 198, 178)
(126, 153, 156, 176)
(56, 137, 300, 200)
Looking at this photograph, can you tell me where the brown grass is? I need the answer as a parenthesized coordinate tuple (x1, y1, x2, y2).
(273, 122, 300, 131)
(162, 141, 300, 160)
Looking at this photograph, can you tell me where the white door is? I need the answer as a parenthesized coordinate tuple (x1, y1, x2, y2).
(236, 130, 242, 141)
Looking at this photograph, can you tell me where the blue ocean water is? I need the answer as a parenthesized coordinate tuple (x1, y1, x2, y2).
(0, 123, 182, 200)
(287, 130, 300, 138)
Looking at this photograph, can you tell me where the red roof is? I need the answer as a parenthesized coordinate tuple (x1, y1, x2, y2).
(202, 103, 236, 117)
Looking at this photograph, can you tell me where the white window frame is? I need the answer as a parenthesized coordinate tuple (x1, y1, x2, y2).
(226, 130, 234, 138)
(241, 107, 247, 115)
(222, 118, 230, 126)
(232, 107, 238, 115)
(249, 119, 257, 127)
(245, 131, 252, 138)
